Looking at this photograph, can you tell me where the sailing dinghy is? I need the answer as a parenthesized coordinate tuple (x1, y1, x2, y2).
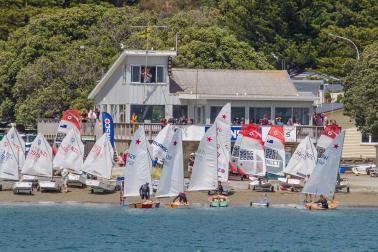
(0, 127, 26, 191)
(53, 129, 85, 187)
(302, 131, 345, 210)
(123, 126, 159, 208)
(16, 133, 62, 193)
(189, 103, 231, 207)
(156, 128, 188, 208)
(280, 136, 317, 192)
(82, 134, 115, 193)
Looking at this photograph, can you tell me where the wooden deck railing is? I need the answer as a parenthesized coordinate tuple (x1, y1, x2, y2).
(37, 119, 324, 143)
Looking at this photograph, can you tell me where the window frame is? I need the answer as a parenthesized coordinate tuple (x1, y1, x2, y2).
(131, 65, 141, 83)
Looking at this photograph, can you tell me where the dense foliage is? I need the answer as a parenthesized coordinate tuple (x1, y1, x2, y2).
(343, 42, 378, 136)
(0, 0, 377, 126)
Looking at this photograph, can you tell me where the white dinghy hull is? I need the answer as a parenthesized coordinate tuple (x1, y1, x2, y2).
(38, 180, 62, 192)
(13, 182, 33, 195)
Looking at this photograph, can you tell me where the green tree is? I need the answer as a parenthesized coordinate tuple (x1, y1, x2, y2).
(343, 42, 378, 135)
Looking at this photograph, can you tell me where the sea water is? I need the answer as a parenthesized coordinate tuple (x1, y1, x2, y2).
(0, 204, 377, 252)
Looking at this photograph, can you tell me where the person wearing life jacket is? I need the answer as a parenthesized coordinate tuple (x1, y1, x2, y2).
(173, 192, 188, 204)
(139, 182, 150, 200)
(315, 195, 328, 209)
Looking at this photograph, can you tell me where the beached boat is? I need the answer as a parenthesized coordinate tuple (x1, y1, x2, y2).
(280, 136, 317, 192)
(210, 195, 229, 207)
(188, 103, 231, 207)
(123, 126, 159, 208)
(302, 131, 345, 210)
(82, 134, 115, 193)
(17, 133, 62, 193)
(53, 129, 86, 187)
(155, 128, 189, 207)
(0, 127, 26, 191)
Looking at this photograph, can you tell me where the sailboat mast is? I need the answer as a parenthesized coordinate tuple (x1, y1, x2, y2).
(215, 121, 219, 183)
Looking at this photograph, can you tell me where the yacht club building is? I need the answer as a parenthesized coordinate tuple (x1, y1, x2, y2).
(88, 50, 317, 125)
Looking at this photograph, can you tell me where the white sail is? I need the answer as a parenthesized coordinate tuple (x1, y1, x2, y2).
(53, 129, 84, 173)
(151, 124, 174, 161)
(284, 136, 317, 178)
(156, 128, 184, 197)
(124, 126, 152, 197)
(302, 131, 345, 196)
(82, 134, 113, 180)
(188, 125, 218, 191)
(238, 124, 266, 176)
(21, 133, 52, 177)
(230, 133, 243, 172)
(5, 127, 25, 169)
(264, 126, 286, 175)
(0, 137, 19, 180)
(316, 125, 340, 158)
(214, 103, 231, 182)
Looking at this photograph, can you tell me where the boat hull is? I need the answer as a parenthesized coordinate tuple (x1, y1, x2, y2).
(126, 202, 160, 209)
(38, 181, 62, 192)
(304, 200, 338, 210)
(250, 202, 269, 208)
(165, 202, 189, 209)
(13, 182, 33, 195)
(209, 195, 229, 207)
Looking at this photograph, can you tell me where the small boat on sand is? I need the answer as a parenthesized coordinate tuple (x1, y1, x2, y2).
(210, 195, 229, 207)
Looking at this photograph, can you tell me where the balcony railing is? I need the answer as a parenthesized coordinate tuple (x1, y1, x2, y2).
(37, 119, 324, 143)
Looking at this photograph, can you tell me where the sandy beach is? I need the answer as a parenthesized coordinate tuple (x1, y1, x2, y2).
(1, 174, 377, 208)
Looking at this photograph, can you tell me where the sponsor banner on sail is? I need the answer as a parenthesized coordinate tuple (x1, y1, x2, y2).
(316, 125, 340, 157)
(0, 137, 19, 180)
(238, 124, 266, 176)
(302, 131, 345, 196)
(229, 125, 246, 172)
(284, 136, 317, 178)
(264, 126, 286, 175)
(124, 126, 152, 196)
(101, 112, 114, 147)
(156, 128, 184, 197)
(53, 129, 84, 173)
(82, 134, 113, 179)
(22, 134, 53, 177)
(55, 110, 81, 146)
(151, 124, 174, 161)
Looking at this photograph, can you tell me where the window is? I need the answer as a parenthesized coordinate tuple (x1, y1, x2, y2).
(231, 107, 245, 125)
(210, 106, 222, 123)
(173, 105, 188, 119)
(361, 131, 378, 144)
(249, 107, 271, 124)
(119, 105, 126, 123)
(131, 65, 165, 83)
(130, 105, 165, 123)
(293, 108, 310, 125)
(110, 104, 118, 123)
(131, 65, 140, 83)
(275, 107, 292, 124)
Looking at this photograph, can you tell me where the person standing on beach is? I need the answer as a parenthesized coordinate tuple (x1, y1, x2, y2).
(61, 168, 69, 193)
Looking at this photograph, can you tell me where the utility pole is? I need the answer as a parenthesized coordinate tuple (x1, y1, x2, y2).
(328, 33, 360, 60)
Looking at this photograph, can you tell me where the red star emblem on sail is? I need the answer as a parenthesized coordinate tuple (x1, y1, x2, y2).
(207, 137, 212, 142)
(173, 141, 177, 146)
(222, 114, 227, 119)
(136, 139, 141, 145)
(333, 144, 339, 149)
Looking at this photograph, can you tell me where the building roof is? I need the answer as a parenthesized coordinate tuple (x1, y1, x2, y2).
(170, 69, 316, 101)
(316, 103, 344, 113)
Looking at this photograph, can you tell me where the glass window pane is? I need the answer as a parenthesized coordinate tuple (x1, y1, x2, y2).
(250, 107, 271, 124)
(361, 132, 369, 143)
(210, 106, 222, 123)
(141, 66, 157, 83)
(173, 105, 188, 120)
(371, 130, 378, 143)
(275, 107, 292, 125)
(131, 66, 140, 82)
(293, 108, 310, 125)
(156, 66, 164, 83)
(231, 107, 245, 125)
(130, 105, 164, 123)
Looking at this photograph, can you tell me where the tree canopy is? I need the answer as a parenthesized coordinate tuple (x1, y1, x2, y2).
(0, 0, 377, 126)
(343, 42, 378, 135)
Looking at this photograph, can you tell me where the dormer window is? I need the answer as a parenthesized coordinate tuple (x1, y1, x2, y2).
(131, 65, 165, 83)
